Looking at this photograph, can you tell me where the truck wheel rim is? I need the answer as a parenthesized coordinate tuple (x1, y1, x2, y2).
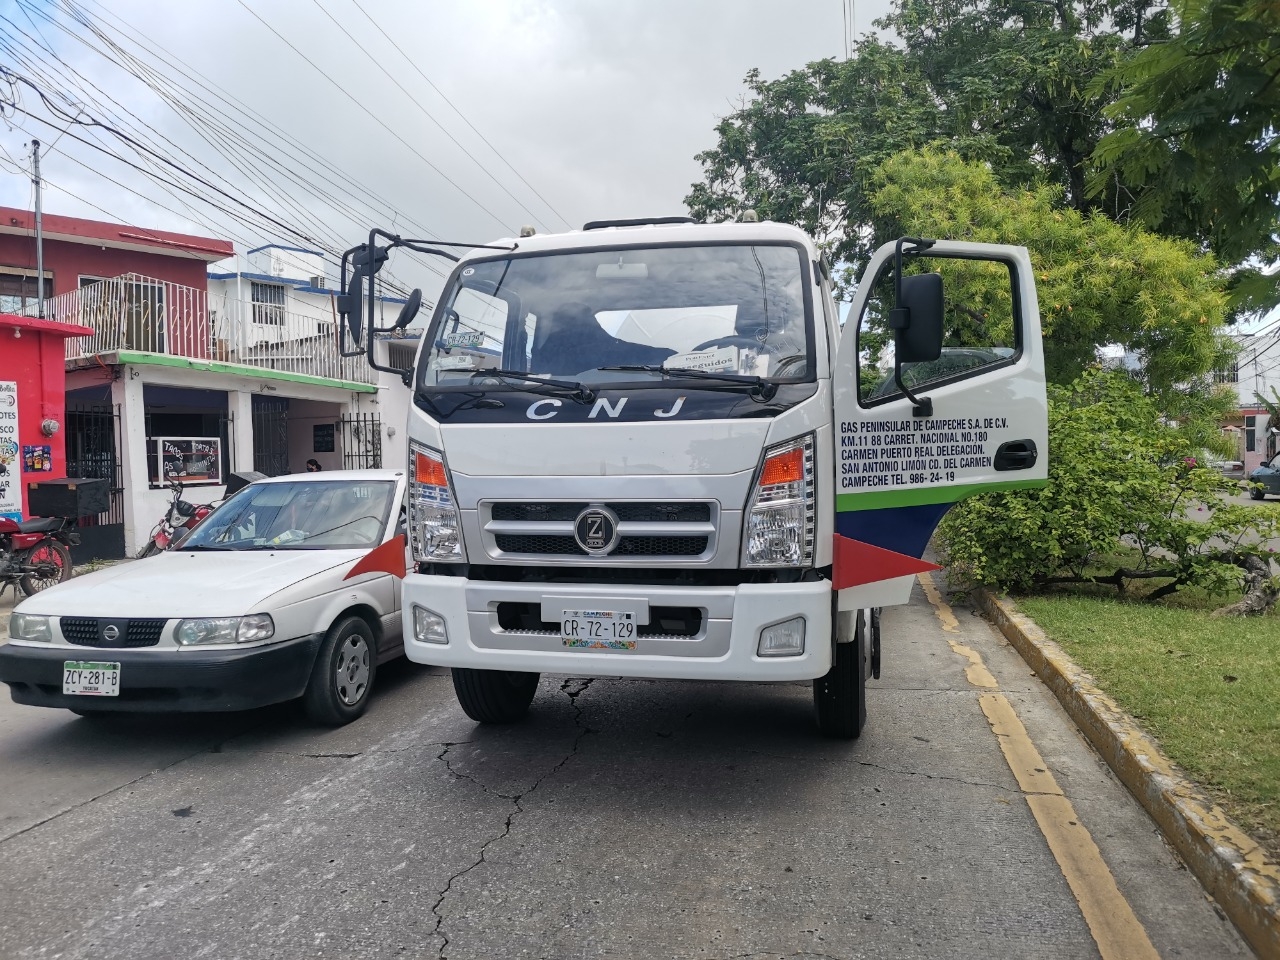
(334, 635, 370, 705)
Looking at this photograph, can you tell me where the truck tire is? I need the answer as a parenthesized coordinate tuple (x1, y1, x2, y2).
(304, 616, 377, 726)
(813, 619, 867, 740)
(451, 668, 539, 724)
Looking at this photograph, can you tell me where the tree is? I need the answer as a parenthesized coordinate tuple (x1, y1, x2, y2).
(866, 149, 1231, 394)
(939, 369, 1280, 614)
(686, 0, 1163, 271)
(1091, 0, 1280, 314)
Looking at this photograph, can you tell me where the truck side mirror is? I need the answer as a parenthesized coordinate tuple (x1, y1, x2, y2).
(895, 273, 943, 363)
(393, 288, 422, 330)
(339, 274, 364, 344)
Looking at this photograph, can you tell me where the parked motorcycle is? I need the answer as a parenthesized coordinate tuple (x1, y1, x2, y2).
(0, 515, 80, 597)
(137, 481, 217, 558)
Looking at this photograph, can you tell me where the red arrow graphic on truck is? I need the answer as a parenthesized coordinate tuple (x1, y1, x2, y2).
(831, 533, 941, 590)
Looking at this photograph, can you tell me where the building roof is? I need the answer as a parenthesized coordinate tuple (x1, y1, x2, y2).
(0, 205, 234, 263)
(0, 312, 94, 338)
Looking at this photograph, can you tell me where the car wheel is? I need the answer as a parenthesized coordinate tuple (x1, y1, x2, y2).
(813, 612, 867, 740)
(451, 668, 539, 724)
(304, 616, 376, 726)
(1250, 487, 1266, 501)
(19, 541, 73, 597)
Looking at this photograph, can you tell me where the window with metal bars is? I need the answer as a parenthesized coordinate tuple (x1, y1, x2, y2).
(251, 281, 286, 325)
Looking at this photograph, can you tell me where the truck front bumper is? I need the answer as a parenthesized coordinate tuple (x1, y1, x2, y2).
(401, 574, 832, 681)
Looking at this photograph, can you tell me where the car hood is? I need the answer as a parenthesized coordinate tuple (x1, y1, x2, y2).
(16, 550, 364, 618)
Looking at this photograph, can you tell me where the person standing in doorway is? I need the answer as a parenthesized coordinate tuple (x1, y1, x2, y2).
(306, 459, 322, 473)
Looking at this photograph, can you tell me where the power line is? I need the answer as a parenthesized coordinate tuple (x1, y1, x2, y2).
(347, 0, 572, 231)
(309, 0, 553, 232)
(232, 0, 514, 234)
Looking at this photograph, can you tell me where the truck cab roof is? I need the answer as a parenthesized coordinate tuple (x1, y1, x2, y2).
(471, 219, 820, 262)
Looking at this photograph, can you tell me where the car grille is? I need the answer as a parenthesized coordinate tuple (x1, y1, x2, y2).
(483, 501, 718, 562)
(60, 617, 167, 648)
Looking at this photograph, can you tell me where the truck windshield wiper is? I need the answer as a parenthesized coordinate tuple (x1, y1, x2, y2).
(597, 365, 778, 401)
(469, 369, 594, 404)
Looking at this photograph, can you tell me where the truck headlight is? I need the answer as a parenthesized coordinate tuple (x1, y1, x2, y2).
(410, 441, 466, 563)
(175, 614, 275, 645)
(742, 434, 815, 568)
(10, 613, 52, 642)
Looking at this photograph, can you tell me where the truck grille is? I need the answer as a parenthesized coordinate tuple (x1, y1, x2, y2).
(482, 501, 718, 563)
(60, 618, 167, 648)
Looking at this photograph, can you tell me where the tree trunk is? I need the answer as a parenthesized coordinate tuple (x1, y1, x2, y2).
(1212, 554, 1279, 617)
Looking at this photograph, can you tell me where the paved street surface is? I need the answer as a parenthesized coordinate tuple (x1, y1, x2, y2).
(0, 581, 1251, 960)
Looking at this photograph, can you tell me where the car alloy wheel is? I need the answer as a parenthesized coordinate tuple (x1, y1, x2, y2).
(334, 633, 371, 706)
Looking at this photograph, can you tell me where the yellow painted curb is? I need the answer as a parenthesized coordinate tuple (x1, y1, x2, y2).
(975, 588, 1280, 960)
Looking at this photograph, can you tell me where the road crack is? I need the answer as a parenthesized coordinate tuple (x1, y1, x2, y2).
(430, 677, 595, 958)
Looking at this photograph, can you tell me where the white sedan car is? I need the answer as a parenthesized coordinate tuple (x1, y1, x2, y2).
(0, 470, 408, 726)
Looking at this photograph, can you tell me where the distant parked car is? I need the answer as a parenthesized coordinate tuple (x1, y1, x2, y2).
(1207, 456, 1246, 482)
(0, 470, 408, 725)
(1249, 458, 1280, 500)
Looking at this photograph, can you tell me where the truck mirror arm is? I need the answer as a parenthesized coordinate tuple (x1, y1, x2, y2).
(889, 236, 936, 419)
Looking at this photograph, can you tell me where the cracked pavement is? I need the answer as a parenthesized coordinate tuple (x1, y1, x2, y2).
(0, 585, 1252, 959)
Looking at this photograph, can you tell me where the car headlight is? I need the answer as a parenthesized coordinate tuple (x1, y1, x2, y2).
(742, 434, 816, 567)
(174, 613, 275, 645)
(409, 441, 466, 563)
(10, 612, 52, 642)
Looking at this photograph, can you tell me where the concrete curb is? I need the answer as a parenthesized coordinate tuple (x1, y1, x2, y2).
(975, 588, 1280, 960)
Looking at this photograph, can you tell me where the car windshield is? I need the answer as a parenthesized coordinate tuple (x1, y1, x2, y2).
(416, 243, 812, 389)
(180, 479, 395, 551)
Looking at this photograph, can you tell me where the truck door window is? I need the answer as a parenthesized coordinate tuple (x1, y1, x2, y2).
(856, 255, 1019, 405)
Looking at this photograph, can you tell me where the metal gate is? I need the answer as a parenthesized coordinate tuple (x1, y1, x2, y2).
(64, 404, 126, 561)
(340, 413, 382, 470)
(252, 395, 290, 476)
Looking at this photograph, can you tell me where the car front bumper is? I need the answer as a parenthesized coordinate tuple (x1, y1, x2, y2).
(0, 635, 323, 713)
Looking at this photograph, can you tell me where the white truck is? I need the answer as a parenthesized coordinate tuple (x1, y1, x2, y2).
(342, 216, 1048, 738)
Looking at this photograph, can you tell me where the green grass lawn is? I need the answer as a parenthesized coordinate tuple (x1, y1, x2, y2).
(1016, 593, 1280, 856)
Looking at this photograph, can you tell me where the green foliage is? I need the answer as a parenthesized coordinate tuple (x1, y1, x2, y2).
(1091, 0, 1280, 314)
(686, 0, 1160, 270)
(868, 149, 1231, 393)
(938, 369, 1280, 594)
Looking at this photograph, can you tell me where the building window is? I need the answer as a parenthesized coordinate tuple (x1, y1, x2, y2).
(1246, 415, 1256, 453)
(1214, 360, 1239, 383)
(0, 271, 52, 313)
(251, 281, 286, 325)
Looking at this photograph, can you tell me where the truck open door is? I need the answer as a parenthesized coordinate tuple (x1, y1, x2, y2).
(832, 239, 1049, 610)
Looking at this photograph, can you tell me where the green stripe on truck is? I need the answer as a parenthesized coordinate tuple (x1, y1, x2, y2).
(836, 477, 1048, 513)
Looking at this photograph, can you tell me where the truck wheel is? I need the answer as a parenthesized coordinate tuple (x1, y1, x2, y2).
(304, 616, 376, 726)
(813, 625, 867, 740)
(451, 668, 539, 724)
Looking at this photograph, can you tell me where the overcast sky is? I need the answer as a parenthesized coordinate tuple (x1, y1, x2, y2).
(0, 0, 895, 297)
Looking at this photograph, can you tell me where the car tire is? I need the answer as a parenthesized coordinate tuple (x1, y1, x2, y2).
(19, 540, 73, 597)
(451, 668, 540, 724)
(1250, 487, 1266, 501)
(303, 616, 377, 726)
(813, 611, 867, 740)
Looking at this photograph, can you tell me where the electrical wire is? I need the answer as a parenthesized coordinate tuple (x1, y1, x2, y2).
(346, 0, 572, 230)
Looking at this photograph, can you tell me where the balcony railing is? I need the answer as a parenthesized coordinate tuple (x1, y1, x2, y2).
(32, 274, 374, 385)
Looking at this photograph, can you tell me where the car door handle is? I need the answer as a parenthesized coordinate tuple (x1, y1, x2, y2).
(994, 439, 1038, 471)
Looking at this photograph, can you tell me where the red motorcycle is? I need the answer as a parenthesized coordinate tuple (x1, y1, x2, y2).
(0, 515, 79, 597)
(137, 481, 217, 558)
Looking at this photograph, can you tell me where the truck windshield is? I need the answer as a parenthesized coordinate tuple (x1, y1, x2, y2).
(417, 243, 812, 389)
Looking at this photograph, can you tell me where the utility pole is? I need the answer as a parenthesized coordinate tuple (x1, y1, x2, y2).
(30, 139, 45, 318)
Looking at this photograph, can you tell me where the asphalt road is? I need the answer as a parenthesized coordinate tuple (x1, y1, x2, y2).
(0, 582, 1252, 960)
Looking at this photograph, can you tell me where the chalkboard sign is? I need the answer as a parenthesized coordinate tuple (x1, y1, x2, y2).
(155, 437, 222, 484)
(313, 423, 335, 453)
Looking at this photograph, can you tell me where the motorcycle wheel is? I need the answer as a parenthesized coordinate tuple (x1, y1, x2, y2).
(19, 540, 73, 597)
(135, 540, 162, 559)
